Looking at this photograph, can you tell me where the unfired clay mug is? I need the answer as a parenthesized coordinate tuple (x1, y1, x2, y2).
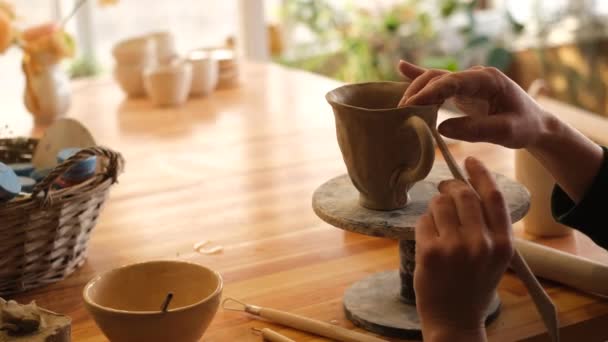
(326, 82, 437, 210)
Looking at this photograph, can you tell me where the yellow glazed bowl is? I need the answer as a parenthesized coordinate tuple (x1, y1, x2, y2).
(83, 260, 222, 342)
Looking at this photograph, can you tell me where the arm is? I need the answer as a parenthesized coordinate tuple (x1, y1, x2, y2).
(415, 157, 513, 342)
(398, 60, 604, 203)
(527, 114, 603, 202)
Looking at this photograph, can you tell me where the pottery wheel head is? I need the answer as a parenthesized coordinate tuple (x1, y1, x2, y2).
(312, 164, 530, 240)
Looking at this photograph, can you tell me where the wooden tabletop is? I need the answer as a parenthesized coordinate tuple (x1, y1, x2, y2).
(6, 62, 608, 341)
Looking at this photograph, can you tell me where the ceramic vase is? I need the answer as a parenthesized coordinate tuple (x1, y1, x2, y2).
(23, 59, 71, 125)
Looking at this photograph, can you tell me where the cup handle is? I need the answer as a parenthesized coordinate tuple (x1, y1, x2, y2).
(398, 115, 435, 185)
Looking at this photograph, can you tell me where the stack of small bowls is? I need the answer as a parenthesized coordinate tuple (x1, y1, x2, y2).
(112, 36, 157, 98)
(113, 32, 179, 98)
(113, 33, 231, 107)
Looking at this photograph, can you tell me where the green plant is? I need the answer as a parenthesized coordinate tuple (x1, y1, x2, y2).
(421, 0, 523, 71)
(278, 0, 524, 82)
(280, 0, 439, 82)
(68, 54, 101, 79)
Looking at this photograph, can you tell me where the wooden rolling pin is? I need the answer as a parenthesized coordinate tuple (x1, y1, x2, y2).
(224, 298, 388, 342)
(515, 238, 608, 297)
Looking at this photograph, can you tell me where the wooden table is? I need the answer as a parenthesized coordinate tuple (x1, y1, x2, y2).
(6, 62, 608, 341)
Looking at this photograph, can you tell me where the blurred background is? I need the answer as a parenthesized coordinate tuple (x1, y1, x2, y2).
(2, 0, 608, 117)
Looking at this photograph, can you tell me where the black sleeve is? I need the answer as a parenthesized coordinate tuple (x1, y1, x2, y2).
(551, 146, 608, 248)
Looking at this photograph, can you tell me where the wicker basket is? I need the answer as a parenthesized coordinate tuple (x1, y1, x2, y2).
(0, 138, 124, 296)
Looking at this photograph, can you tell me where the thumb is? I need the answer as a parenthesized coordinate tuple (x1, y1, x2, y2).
(438, 115, 515, 145)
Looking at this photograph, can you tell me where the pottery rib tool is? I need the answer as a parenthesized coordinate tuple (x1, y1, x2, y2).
(252, 327, 296, 342)
(515, 238, 608, 298)
(223, 298, 388, 342)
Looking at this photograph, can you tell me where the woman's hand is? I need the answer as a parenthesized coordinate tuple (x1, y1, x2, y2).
(414, 157, 514, 342)
(398, 60, 551, 149)
(398, 60, 604, 202)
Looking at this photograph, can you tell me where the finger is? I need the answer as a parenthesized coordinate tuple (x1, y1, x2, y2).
(465, 157, 511, 237)
(437, 114, 516, 145)
(415, 212, 438, 248)
(437, 179, 485, 229)
(403, 70, 448, 104)
(429, 194, 461, 237)
(405, 68, 506, 106)
(398, 60, 426, 81)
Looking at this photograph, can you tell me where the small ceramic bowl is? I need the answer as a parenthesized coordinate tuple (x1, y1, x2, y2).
(188, 50, 218, 97)
(144, 60, 193, 107)
(112, 36, 156, 65)
(83, 260, 223, 342)
(113, 64, 148, 98)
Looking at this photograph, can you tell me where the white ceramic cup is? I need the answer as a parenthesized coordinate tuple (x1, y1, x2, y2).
(188, 51, 218, 97)
(144, 60, 193, 107)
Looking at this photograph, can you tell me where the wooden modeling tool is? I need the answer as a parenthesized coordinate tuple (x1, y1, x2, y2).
(223, 298, 388, 342)
(160, 292, 173, 313)
(252, 327, 296, 342)
(397, 97, 560, 342)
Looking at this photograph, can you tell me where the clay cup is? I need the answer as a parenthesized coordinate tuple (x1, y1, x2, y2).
(326, 82, 438, 210)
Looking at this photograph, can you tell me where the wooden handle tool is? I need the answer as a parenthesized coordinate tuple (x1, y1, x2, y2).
(253, 327, 297, 342)
(224, 298, 388, 342)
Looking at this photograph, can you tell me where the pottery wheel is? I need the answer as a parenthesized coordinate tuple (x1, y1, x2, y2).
(343, 271, 502, 339)
(312, 164, 530, 241)
(312, 163, 531, 339)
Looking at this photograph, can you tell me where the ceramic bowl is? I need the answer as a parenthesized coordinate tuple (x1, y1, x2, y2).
(112, 36, 156, 65)
(188, 50, 218, 97)
(144, 60, 193, 107)
(83, 260, 223, 342)
(113, 64, 148, 98)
